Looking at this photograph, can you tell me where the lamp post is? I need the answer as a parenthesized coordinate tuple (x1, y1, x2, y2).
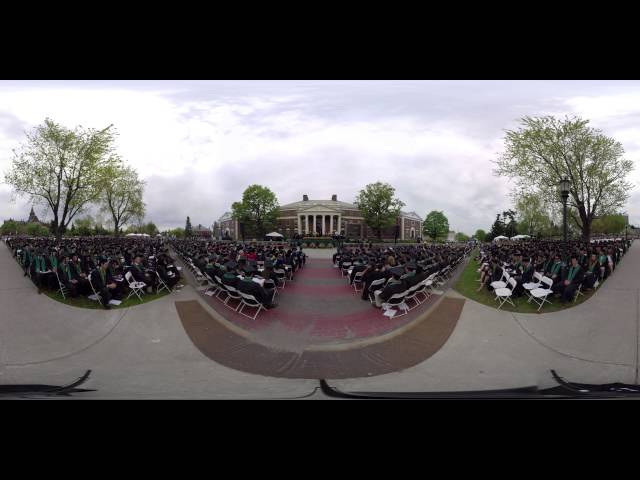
(559, 177, 570, 242)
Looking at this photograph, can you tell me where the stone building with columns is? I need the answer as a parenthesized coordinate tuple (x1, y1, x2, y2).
(216, 194, 423, 241)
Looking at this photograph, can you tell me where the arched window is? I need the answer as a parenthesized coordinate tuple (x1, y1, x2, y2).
(410, 228, 415, 239)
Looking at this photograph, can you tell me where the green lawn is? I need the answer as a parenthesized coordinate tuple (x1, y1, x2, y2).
(454, 250, 596, 314)
(44, 283, 181, 309)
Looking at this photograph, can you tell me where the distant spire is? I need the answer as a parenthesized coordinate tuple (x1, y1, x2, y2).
(28, 206, 39, 223)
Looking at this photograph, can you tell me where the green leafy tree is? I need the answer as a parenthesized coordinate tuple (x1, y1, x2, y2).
(514, 193, 552, 237)
(74, 215, 95, 236)
(487, 214, 505, 241)
(26, 223, 49, 236)
(231, 185, 280, 238)
(455, 232, 470, 241)
(502, 209, 518, 238)
(4, 118, 118, 240)
(354, 182, 405, 240)
(592, 214, 626, 234)
(167, 227, 185, 238)
(422, 211, 449, 241)
(494, 116, 634, 241)
(185, 216, 193, 237)
(141, 221, 159, 236)
(474, 229, 487, 242)
(1, 219, 19, 235)
(100, 159, 145, 236)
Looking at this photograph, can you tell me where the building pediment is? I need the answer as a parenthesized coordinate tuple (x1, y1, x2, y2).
(298, 204, 341, 213)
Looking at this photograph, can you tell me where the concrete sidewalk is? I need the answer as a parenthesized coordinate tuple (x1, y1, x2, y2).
(332, 242, 639, 392)
(0, 242, 316, 398)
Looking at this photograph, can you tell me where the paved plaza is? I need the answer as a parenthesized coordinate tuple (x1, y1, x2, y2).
(1, 240, 638, 398)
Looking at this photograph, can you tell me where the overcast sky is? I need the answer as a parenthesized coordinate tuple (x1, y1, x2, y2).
(1, 80, 640, 233)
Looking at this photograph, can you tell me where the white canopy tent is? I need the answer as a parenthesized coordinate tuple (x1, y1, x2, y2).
(265, 232, 284, 238)
(492, 235, 509, 242)
(125, 233, 150, 237)
(510, 234, 531, 240)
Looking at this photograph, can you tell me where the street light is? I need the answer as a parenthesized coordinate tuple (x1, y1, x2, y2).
(559, 177, 570, 242)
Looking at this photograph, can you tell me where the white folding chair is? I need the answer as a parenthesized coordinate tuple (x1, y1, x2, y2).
(125, 271, 146, 301)
(367, 278, 387, 304)
(523, 271, 543, 299)
(215, 276, 230, 301)
(273, 268, 286, 289)
(341, 262, 352, 277)
(222, 285, 243, 310)
(352, 271, 365, 292)
(87, 274, 102, 303)
(156, 270, 171, 294)
(381, 291, 409, 318)
(237, 292, 267, 320)
(55, 270, 68, 300)
(573, 282, 584, 303)
(494, 277, 517, 309)
(404, 282, 423, 310)
(528, 276, 554, 311)
(413, 279, 432, 303)
(490, 270, 509, 290)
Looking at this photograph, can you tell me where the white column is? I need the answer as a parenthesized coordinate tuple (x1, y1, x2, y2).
(339, 215, 342, 235)
(330, 215, 333, 235)
(298, 215, 302, 234)
(401, 217, 405, 240)
(322, 215, 326, 235)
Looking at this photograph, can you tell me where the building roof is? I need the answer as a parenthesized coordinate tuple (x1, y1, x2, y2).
(218, 211, 233, 222)
(193, 224, 211, 232)
(279, 199, 358, 210)
(400, 211, 423, 222)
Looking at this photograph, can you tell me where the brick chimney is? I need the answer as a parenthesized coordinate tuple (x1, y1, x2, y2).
(303, 194, 309, 201)
(331, 194, 337, 201)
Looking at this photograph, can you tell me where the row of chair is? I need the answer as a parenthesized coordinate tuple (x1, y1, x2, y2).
(173, 249, 283, 320)
(489, 269, 599, 311)
(336, 257, 463, 318)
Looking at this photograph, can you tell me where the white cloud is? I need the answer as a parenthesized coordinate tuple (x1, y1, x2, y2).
(1, 80, 639, 232)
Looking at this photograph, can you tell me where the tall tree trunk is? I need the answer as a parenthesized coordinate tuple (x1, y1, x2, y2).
(581, 218, 591, 242)
(578, 205, 591, 242)
(54, 215, 61, 241)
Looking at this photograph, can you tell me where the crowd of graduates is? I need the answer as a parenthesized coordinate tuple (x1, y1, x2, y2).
(4, 236, 181, 309)
(334, 243, 471, 306)
(476, 238, 632, 303)
(170, 239, 307, 309)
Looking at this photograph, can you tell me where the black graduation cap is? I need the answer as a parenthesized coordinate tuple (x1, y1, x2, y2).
(406, 262, 417, 270)
(243, 265, 256, 275)
(390, 266, 404, 277)
(225, 261, 237, 269)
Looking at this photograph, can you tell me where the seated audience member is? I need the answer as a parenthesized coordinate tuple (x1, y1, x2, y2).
(58, 254, 80, 297)
(582, 253, 601, 289)
(349, 260, 367, 285)
(375, 267, 406, 308)
(513, 257, 534, 297)
(131, 254, 155, 291)
(548, 254, 565, 289)
(90, 258, 118, 309)
(236, 266, 277, 308)
(70, 253, 91, 295)
(361, 263, 388, 300)
(552, 255, 584, 303)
